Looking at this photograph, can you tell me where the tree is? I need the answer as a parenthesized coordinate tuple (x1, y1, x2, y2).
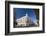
(35, 9, 39, 20)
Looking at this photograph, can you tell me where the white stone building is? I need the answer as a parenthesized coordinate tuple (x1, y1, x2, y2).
(16, 13, 38, 26)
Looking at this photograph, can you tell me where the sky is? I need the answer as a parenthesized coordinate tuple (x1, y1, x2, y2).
(14, 8, 37, 23)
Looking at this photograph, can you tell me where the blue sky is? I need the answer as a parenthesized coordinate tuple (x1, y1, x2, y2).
(14, 8, 37, 23)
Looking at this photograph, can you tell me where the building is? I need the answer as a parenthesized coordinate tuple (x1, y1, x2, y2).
(15, 13, 38, 26)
